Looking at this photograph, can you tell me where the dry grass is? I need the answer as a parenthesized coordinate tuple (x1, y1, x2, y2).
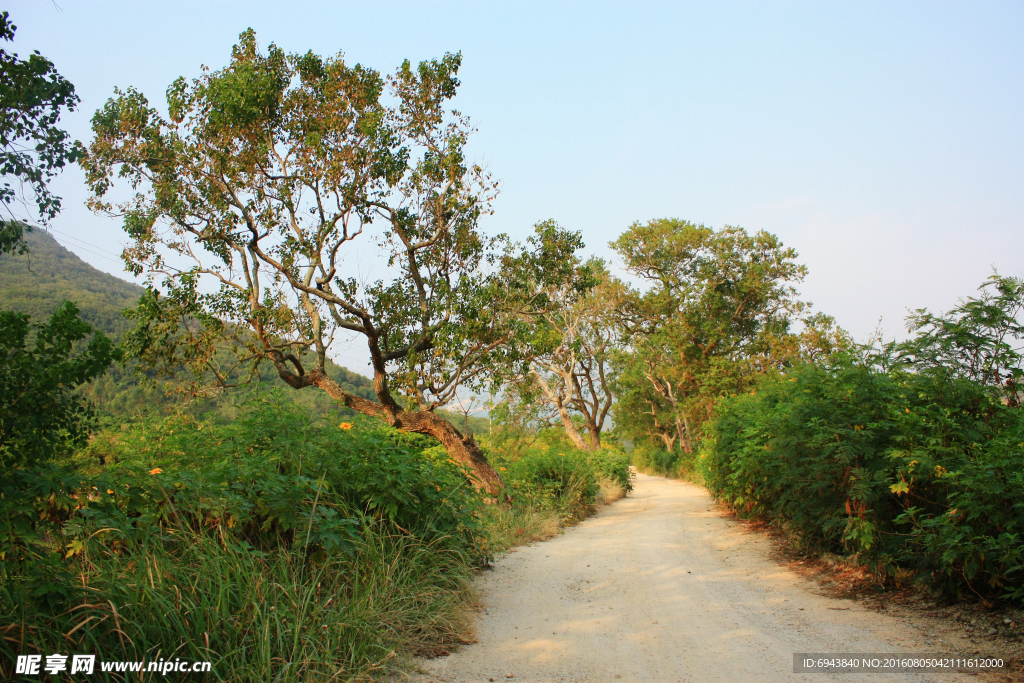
(480, 477, 627, 559)
(598, 477, 625, 505)
(480, 504, 561, 556)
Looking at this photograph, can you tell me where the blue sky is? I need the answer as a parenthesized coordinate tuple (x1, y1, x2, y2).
(10, 1, 1024, 375)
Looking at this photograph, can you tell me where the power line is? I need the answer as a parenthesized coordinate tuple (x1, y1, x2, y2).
(48, 234, 124, 266)
(47, 228, 124, 259)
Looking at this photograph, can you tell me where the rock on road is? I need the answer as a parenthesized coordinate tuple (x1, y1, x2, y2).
(415, 473, 975, 683)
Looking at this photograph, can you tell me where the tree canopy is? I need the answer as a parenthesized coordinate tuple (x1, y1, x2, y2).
(0, 302, 119, 472)
(493, 221, 617, 449)
(0, 11, 82, 254)
(609, 218, 810, 452)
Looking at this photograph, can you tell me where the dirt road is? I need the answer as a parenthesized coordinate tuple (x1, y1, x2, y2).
(415, 473, 979, 683)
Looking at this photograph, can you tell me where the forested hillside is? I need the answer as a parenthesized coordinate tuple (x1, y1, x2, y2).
(0, 228, 141, 335)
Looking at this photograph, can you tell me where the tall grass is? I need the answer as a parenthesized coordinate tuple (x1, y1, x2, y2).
(1, 520, 472, 682)
(479, 503, 562, 556)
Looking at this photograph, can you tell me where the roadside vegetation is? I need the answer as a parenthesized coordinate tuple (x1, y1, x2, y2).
(0, 391, 630, 681)
(0, 20, 628, 679)
(633, 275, 1024, 606)
(699, 275, 1024, 604)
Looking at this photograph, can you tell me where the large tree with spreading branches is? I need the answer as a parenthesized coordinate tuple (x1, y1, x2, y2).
(83, 30, 520, 494)
(497, 221, 618, 449)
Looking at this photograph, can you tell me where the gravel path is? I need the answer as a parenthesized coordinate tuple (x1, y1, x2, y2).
(414, 473, 977, 683)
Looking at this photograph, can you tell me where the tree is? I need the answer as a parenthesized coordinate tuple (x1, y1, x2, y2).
(895, 272, 1024, 406)
(0, 11, 82, 254)
(567, 270, 620, 449)
(610, 219, 808, 451)
(0, 302, 119, 472)
(83, 31, 517, 493)
(492, 221, 618, 450)
(0, 13, 117, 473)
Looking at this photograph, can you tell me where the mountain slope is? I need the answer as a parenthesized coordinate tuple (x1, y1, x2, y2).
(0, 228, 142, 335)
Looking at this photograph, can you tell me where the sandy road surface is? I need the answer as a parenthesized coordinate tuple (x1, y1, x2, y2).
(415, 473, 978, 683)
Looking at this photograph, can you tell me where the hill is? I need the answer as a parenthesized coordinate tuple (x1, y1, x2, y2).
(0, 228, 141, 335)
(0, 229, 488, 433)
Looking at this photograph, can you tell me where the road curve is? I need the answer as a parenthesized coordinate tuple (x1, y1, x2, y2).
(415, 473, 973, 683)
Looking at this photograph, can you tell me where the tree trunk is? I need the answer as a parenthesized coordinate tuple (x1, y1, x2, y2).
(583, 415, 601, 450)
(680, 411, 693, 454)
(674, 415, 691, 454)
(531, 365, 589, 450)
(555, 398, 590, 450)
(658, 431, 677, 452)
(397, 409, 506, 496)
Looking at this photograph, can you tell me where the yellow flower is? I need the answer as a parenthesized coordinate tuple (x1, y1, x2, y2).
(339, 422, 353, 431)
(500, 467, 506, 471)
(149, 467, 163, 475)
(106, 489, 114, 495)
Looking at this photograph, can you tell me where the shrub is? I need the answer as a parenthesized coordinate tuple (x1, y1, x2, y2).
(896, 415, 1024, 602)
(0, 390, 487, 679)
(65, 390, 485, 556)
(587, 446, 633, 494)
(503, 445, 599, 523)
(632, 443, 688, 478)
(486, 429, 631, 525)
(699, 357, 1024, 602)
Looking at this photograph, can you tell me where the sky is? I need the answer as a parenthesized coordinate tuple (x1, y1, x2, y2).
(9, 0, 1024, 378)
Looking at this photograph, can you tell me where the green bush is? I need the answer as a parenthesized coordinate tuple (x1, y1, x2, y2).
(700, 361, 904, 555)
(64, 391, 485, 554)
(586, 446, 633, 494)
(632, 443, 688, 478)
(489, 429, 631, 524)
(0, 301, 119, 472)
(503, 442, 599, 523)
(896, 415, 1024, 602)
(0, 391, 486, 680)
(699, 358, 1024, 602)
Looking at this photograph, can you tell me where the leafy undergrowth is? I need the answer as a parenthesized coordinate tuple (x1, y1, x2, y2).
(0, 393, 631, 681)
(480, 428, 633, 555)
(1, 391, 485, 681)
(700, 358, 1024, 605)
